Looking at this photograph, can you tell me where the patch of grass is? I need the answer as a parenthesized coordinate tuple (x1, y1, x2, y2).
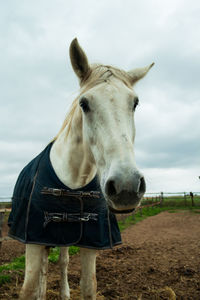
(0, 256, 25, 286)
(69, 246, 79, 256)
(48, 247, 60, 263)
(118, 206, 163, 231)
(0, 245, 80, 287)
(0, 202, 11, 209)
(190, 210, 200, 214)
(161, 196, 200, 208)
(0, 274, 11, 285)
(118, 204, 200, 232)
(0, 255, 25, 273)
(48, 246, 80, 263)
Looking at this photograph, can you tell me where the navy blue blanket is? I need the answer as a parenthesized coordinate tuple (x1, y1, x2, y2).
(8, 143, 122, 249)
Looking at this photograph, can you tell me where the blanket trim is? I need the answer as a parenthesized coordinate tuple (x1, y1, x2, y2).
(25, 170, 38, 241)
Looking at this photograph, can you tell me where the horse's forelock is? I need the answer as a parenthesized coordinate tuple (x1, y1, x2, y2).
(80, 64, 132, 89)
(53, 64, 132, 141)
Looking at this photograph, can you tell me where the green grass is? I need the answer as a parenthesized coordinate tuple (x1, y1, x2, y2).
(0, 274, 11, 285)
(0, 202, 11, 209)
(0, 255, 25, 273)
(190, 209, 200, 214)
(118, 206, 163, 231)
(162, 196, 200, 207)
(118, 203, 200, 231)
(0, 246, 80, 285)
(48, 246, 80, 263)
(69, 246, 80, 256)
(0, 255, 25, 286)
(143, 195, 200, 208)
(48, 247, 60, 263)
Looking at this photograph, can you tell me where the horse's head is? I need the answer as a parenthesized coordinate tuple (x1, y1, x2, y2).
(69, 38, 154, 213)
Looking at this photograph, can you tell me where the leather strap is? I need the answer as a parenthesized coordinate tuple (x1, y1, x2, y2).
(43, 211, 98, 228)
(41, 187, 100, 198)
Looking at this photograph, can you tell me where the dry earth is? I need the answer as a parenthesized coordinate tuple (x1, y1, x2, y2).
(0, 210, 200, 299)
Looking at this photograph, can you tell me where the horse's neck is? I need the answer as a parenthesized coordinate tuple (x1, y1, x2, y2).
(50, 112, 96, 189)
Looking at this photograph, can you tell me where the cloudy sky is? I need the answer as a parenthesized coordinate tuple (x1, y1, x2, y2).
(1, 0, 200, 198)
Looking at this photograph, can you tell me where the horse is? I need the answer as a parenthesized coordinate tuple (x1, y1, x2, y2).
(8, 38, 154, 300)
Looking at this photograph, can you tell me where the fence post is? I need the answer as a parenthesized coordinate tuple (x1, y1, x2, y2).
(160, 192, 164, 207)
(184, 192, 187, 206)
(0, 211, 5, 249)
(190, 192, 194, 207)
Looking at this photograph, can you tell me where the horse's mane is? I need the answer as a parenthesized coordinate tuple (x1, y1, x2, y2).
(53, 64, 132, 140)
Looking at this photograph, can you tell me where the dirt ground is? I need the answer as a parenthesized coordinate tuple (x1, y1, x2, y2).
(0, 210, 200, 299)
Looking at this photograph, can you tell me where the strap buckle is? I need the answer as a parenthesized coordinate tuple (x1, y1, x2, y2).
(80, 215, 90, 221)
(52, 189, 62, 196)
(52, 215, 63, 222)
(80, 213, 98, 222)
(43, 212, 98, 227)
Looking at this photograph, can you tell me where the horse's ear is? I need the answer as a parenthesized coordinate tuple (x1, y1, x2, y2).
(128, 63, 154, 85)
(69, 38, 91, 82)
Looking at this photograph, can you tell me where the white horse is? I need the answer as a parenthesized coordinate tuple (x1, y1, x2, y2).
(19, 38, 154, 300)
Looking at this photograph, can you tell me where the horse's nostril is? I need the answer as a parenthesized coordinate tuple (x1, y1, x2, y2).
(105, 175, 146, 198)
(105, 180, 117, 197)
(138, 177, 146, 194)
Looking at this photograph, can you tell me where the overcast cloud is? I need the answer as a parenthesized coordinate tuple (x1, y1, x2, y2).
(1, 0, 200, 197)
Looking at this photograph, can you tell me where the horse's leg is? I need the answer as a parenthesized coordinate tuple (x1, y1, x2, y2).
(59, 247, 70, 300)
(80, 248, 97, 300)
(19, 244, 48, 300)
(38, 246, 49, 299)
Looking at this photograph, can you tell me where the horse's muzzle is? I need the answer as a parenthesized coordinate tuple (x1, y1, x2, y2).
(104, 169, 146, 213)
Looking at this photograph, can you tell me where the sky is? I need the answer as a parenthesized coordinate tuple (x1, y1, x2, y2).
(0, 0, 200, 198)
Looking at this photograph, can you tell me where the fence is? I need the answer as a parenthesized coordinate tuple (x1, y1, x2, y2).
(0, 199, 12, 248)
(117, 191, 200, 222)
(0, 208, 11, 247)
(143, 191, 200, 207)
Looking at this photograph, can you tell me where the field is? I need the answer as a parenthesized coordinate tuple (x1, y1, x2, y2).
(0, 198, 200, 299)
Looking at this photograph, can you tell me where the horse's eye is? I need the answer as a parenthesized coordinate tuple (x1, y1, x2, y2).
(79, 97, 90, 113)
(133, 97, 139, 111)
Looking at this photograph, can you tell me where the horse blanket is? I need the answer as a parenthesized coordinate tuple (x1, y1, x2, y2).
(8, 143, 122, 249)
